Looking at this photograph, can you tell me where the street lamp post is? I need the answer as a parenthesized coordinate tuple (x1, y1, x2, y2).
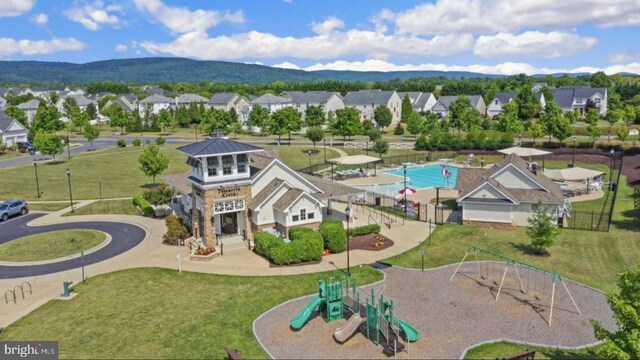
(33, 160, 41, 198)
(403, 164, 408, 213)
(572, 136, 576, 167)
(609, 148, 615, 189)
(66, 135, 71, 159)
(365, 140, 369, 156)
(66, 168, 74, 213)
(518, 133, 522, 146)
(307, 150, 312, 174)
(345, 206, 351, 277)
(323, 139, 327, 162)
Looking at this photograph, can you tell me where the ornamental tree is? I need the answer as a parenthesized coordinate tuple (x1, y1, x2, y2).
(374, 105, 393, 130)
(305, 126, 324, 148)
(526, 205, 559, 255)
(33, 132, 64, 162)
(332, 107, 361, 141)
(304, 105, 325, 128)
(401, 93, 413, 123)
(138, 144, 169, 184)
(83, 123, 100, 150)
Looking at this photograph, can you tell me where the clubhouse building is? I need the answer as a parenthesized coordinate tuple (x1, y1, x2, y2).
(164, 136, 360, 247)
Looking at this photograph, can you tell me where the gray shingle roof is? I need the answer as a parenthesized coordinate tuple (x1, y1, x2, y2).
(65, 95, 97, 107)
(17, 99, 41, 110)
(494, 92, 518, 104)
(281, 91, 339, 104)
(550, 87, 607, 109)
(437, 95, 484, 110)
(177, 137, 263, 157)
(250, 93, 291, 105)
(176, 94, 208, 104)
(273, 188, 304, 212)
(343, 90, 396, 106)
(458, 153, 563, 204)
(249, 178, 286, 211)
(139, 93, 174, 104)
(0, 111, 15, 131)
(209, 92, 239, 105)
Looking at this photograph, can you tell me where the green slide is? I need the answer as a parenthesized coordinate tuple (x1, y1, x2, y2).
(290, 296, 324, 330)
(395, 317, 420, 342)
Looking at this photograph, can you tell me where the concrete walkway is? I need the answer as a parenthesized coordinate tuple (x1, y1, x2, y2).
(0, 201, 432, 327)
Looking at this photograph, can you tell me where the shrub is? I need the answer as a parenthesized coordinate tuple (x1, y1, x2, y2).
(163, 214, 189, 245)
(142, 183, 172, 206)
(132, 138, 141, 146)
(394, 122, 405, 135)
(116, 139, 126, 148)
(319, 220, 347, 253)
(132, 195, 154, 217)
(155, 136, 166, 145)
(254, 229, 323, 265)
(347, 224, 381, 237)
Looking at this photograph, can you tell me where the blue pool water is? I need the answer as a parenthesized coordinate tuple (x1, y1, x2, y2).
(356, 165, 458, 196)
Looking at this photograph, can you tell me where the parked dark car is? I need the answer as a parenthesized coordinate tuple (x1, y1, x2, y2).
(16, 141, 36, 153)
(0, 200, 29, 221)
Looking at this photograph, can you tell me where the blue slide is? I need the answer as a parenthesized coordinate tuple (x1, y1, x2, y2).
(290, 296, 324, 330)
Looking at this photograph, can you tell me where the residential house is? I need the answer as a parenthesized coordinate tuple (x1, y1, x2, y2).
(402, 92, 437, 113)
(0, 96, 6, 110)
(487, 92, 546, 118)
(431, 95, 487, 118)
(176, 94, 209, 107)
(455, 153, 564, 226)
(343, 90, 402, 123)
(17, 99, 41, 123)
(208, 93, 250, 121)
(56, 95, 98, 120)
(550, 87, 608, 116)
(162, 136, 359, 247)
(138, 93, 175, 115)
(248, 93, 292, 114)
(0, 111, 28, 147)
(281, 91, 344, 117)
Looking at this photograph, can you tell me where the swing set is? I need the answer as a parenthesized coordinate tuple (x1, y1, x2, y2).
(450, 245, 581, 326)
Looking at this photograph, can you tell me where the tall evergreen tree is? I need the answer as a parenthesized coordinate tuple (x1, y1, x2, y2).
(400, 93, 413, 123)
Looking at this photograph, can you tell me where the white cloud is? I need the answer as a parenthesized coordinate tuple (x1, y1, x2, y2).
(133, 0, 244, 33)
(114, 44, 127, 52)
(0, 0, 35, 17)
(141, 30, 474, 60)
(32, 13, 48, 25)
(389, 0, 640, 35)
(609, 50, 640, 63)
(297, 59, 640, 75)
(272, 62, 301, 70)
(65, 1, 123, 31)
(0, 37, 86, 57)
(310, 16, 344, 35)
(474, 31, 597, 58)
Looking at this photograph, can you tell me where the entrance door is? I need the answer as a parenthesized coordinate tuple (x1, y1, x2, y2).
(221, 212, 238, 235)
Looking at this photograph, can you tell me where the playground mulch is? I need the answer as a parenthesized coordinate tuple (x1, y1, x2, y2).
(349, 234, 394, 251)
(253, 263, 616, 359)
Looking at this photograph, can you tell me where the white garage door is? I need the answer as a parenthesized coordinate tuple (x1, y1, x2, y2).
(464, 203, 511, 223)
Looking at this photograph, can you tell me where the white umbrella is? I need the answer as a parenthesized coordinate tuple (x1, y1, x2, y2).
(498, 146, 552, 157)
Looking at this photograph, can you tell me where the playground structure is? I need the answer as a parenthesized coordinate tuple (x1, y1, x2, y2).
(290, 275, 420, 357)
(450, 245, 581, 326)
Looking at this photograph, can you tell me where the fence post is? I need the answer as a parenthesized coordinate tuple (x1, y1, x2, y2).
(591, 211, 594, 231)
(573, 209, 576, 229)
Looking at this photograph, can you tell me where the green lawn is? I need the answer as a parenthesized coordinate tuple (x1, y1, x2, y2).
(429, 197, 458, 210)
(28, 202, 76, 211)
(270, 145, 340, 170)
(0, 266, 382, 359)
(463, 341, 600, 359)
(64, 199, 138, 217)
(0, 146, 189, 201)
(0, 230, 106, 262)
(384, 175, 639, 293)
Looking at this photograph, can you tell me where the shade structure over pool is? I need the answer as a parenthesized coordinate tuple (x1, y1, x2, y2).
(543, 167, 605, 181)
(498, 146, 552, 157)
(326, 155, 382, 165)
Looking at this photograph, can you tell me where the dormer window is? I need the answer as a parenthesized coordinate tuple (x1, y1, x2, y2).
(237, 154, 248, 173)
(222, 155, 234, 175)
(207, 157, 219, 176)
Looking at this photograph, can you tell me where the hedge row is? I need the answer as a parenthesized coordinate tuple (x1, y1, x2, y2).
(132, 195, 154, 217)
(319, 220, 347, 253)
(347, 224, 381, 237)
(254, 228, 323, 265)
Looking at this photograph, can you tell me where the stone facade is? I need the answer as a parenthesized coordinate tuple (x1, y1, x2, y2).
(197, 183, 253, 247)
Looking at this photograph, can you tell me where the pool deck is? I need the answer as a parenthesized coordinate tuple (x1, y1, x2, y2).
(339, 173, 405, 186)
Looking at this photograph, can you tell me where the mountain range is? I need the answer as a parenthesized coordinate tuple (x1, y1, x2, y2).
(0, 57, 606, 84)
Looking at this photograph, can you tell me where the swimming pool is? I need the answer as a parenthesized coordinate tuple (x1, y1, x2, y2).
(355, 165, 459, 196)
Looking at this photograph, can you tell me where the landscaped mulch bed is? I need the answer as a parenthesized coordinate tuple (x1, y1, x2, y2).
(349, 233, 394, 251)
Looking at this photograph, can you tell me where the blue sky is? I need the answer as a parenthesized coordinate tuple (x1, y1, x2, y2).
(0, 0, 639, 75)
